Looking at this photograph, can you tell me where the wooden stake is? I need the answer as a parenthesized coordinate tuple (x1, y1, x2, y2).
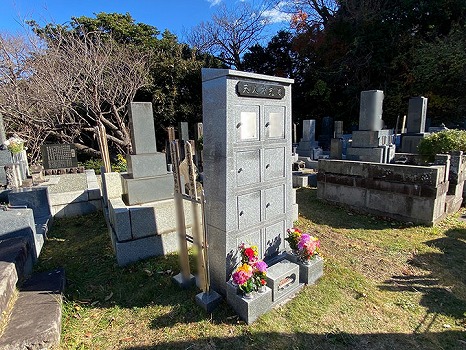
(170, 140, 191, 282)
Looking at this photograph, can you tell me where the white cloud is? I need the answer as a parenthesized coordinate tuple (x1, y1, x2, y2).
(206, 0, 222, 6)
(262, 2, 291, 24)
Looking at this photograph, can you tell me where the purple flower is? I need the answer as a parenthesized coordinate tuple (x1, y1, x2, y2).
(254, 260, 268, 273)
(297, 233, 311, 250)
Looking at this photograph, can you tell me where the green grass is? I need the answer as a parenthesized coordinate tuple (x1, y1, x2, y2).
(36, 188, 466, 349)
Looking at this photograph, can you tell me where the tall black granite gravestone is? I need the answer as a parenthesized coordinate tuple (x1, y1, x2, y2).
(319, 116, 333, 151)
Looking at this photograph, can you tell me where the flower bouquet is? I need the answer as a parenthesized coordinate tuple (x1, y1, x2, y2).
(3, 135, 25, 154)
(232, 243, 268, 297)
(285, 227, 302, 252)
(297, 233, 320, 263)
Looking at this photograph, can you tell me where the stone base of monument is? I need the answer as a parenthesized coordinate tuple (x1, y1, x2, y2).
(121, 173, 174, 205)
(265, 259, 303, 307)
(195, 290, 223, 313)
(297, 256, 324, 285)
(172, 273, 196, 289)
(226, 281, 272, 324)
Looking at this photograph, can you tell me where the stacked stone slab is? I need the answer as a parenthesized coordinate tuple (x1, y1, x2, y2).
(317, 159, 451, 225)
(347, 90, 395, 163)
(103, 102, 189, 266)
(400, 96, 429, 153)
(296, 120, 319, 158)
(121, 102, 173, 205)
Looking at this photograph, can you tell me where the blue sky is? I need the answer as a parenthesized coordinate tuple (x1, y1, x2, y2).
(0, 0, 289, 42)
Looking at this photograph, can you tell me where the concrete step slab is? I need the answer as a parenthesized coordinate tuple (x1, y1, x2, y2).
(0, 237, 33, 323)
(0, 268, 65, 350)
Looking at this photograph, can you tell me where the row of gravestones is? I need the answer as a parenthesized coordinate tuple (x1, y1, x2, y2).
(294, 91, 431, 164)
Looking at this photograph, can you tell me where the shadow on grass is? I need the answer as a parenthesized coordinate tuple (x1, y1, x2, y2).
(296, 187, 410, 230)
(122, 330, 466, 350)
(35, 212, 238, 326)
(380, 228, 466, 321)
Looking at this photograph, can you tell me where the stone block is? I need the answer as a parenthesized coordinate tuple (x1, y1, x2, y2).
(0, 208, 42, 261)
(318, 159, 367, 177)
(308, 173, 318, 187)
(265, 259, 301, 305)
(102, 172, 123, 205)
(301, 120, 316, 143)
(330, 138, 343, 159)
(297, 256, 324, 285)
(48, 190, 87, 206)
(126, 153, 168, 178)
(292, 174, 308, 188)
(130, 206, 157, 239)
(172, 273, 196, 289)
(0, 149, 12, 184)
(292, 203, 298, 222)
(400, 134, 427, 153)
(226, 281, 272, 324)
(121, 173, 174, 205)
(346, 147, 384, 163)
(62, 200, 101, 217)
(8, 187, 52, 223)
(407, 96, 428, 133)
(196, 290, 223, 313)
(87, 188, 102, 201)
(351, 130, 393, 148)
(108, 198, 132, 242)
(113, 230, 179, 266)
(359, 90, 384, 131)
(129, 102, 157, 154)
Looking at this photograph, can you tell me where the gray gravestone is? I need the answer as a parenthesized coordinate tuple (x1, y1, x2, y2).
(359, 90, 384, 131)
(129, 102, 157, 154)
(296, 120, 319, 157)
(41, 144, 78, 169)
(178, 122, 189, 142)
(0, 113, 6, 146)
(407, 96, 428, 133)
(123, 102, 173, 205)
(202, 69, 297, 310)
(347, 90, 394, 163)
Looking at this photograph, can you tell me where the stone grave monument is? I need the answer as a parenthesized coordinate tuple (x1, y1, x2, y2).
(202, 69, 304, 323)
(0, 113, 13, 185)
(400, 96, 429, 153)
(104, 102, 180, 266)
(330, 121, 344, 159)
(121, 103, 173, 205)
(41, 144, 82, 175)
(296, 120, 319, 158)
(346, 90, 395, 163)
(318, 116, 334, 151)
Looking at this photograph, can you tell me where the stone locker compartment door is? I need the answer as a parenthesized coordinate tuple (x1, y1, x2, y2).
(264, 184, 285, 220)
(236, 149, 261, 187)
(264, 106, 285, 139)
(235, 105, 260, 142)
(237, 191, 261, 230)
(264, 147, 285, 181)
(264, 220, 286, 258)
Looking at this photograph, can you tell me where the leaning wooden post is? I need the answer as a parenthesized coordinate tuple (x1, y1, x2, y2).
(95, 121, 111, 173)
(185, 141, 208, 292)
(170, 140, 194, 287)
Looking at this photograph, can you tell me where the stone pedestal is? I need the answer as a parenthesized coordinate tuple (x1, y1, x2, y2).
(226, 281, 272, 324)
(0, 150, 13, 185)
(297, 256, 324, 285)
(265, 259, 302, 306)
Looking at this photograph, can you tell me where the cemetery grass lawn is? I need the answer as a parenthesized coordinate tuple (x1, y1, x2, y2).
(36, 188, 466, 349)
